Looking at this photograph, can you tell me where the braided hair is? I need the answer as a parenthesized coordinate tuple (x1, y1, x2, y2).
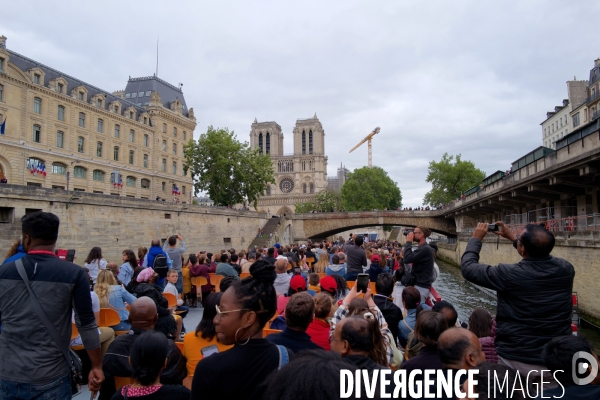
(231, 260, 277, 328)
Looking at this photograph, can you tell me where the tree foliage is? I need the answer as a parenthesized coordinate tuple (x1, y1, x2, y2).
(295, 190, 342, 213)
(340, 166, 402, 211)
(423, 153, 486, 208)
(183, 126, 275, 208)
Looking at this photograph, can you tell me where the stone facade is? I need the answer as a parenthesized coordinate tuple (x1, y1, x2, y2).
(249, 115, 329, 214)
(0, 185, 267, 262)
(541, 80, 587, 149)
(0, 35, 195, 202)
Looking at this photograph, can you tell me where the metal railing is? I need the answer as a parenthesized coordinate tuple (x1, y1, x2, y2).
(592, 110, 600, 122)
(587, 91, 600, 104)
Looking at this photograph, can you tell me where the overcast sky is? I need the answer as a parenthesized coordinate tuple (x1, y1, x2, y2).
(4, 1, 599, 206)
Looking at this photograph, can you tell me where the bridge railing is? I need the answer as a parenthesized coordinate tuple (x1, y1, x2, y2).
(463, 214, 600, 235)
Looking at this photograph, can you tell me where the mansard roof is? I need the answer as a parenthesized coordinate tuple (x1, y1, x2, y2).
(124, 76, 189, 117)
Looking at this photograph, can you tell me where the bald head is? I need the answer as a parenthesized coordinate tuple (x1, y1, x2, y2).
(151, 239, 160, 247)
(128, 296, 158, 330)
(275, 258, 287, 273)
(438, 328, 485, 369)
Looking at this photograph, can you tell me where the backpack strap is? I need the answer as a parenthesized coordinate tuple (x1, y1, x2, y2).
(276, 345, 289, 370)
(402, 319, 413, 332)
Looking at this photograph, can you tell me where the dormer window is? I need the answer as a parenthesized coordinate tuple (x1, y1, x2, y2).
(33, 74, 40, 84)
(129, 111, 134, 119)
(97, 98, 102, 108)
(138, 91, 144, 97)
(0, 57, 4, 73)
(78, 92, 84, 101)
(57, 83, 63, 93)
(125, 93, 131, 99)
(131, 92, 137, 98)
(145, 91, 151, 96)
(114, 105, 118, 113)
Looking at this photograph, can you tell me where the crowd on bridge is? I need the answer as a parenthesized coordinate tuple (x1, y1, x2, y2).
(0, 211, 597, 400)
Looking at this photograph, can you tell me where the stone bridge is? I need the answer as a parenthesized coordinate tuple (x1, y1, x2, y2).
(290, 210, 456, 241)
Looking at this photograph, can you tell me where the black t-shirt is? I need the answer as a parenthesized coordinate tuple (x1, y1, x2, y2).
(191, 339, 292, 400)
(110, 385, 190, 400)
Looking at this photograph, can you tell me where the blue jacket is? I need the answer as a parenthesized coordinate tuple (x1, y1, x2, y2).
(145, 245, 168, 268)
(367, 262, 386, 282)
(108, 285, 138, 321)
(2, 246, 26, 265)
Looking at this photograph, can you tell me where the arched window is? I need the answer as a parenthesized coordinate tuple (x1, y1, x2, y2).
(303, 183, 307, 193)
(27, 157, 44, 171)
(52, 162, 67, 175)
(258, 133, 263, 153)
(78, 112, 85, 127)
(126, 176, 136, 187)
(302, 131, 306, 154)
(113, 146, 119, 161)
(77, 137, 85, 153)
(310, 183, 314, 193)
(57, 105, 65, 121)
(141, 179, 150, 189)
(73, 166, 87, 178)
(266, 132, 270, 154)
(309, 130, 313, 154)
(93, 170, 105, 181)
(33, 97, 42, 114)
(32, 125, 41, 143)
(266, 185, 271, 195)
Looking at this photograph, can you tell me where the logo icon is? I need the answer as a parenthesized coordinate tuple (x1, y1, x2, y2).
(572, 351, 599, 385)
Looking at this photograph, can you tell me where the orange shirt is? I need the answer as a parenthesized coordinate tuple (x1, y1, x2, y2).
(308, 284, 321, 293)
(182, 266, 191, 295)
(183, 331, 233, 376)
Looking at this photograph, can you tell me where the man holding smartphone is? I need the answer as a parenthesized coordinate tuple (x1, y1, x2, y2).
(403, 226, 434, 303)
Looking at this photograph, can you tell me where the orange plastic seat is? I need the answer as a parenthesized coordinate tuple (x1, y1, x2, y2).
(114, 376, 134, 390)
(305, 257, 315, 270)
(263, 328, 282, 337)
(370, 282, 377, 294)
(317, 272, 326, 280)
(191, 276, 209, 303)
(346, 281, 355, 290)
(163, 292, 178, 308)
(99, 308, 121, 327)
(70, 323, 84, 351)
(239, 272, 251, 279)
(211, 275, 225, 292)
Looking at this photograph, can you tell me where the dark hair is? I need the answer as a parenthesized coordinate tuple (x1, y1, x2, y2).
(331, 274, 348, 299)
(168, 235, 177, 246)
(130, 330, 169, 386)
(21, 211, 60, 243)
(220, 276, 237, 293)
(268, 247, 275, 255)
(473, 363, 527, 400)
(138, 246, 148, 262)
(520, 224, 555, 258)
(84, 246, 103, 264)
(220, 253, 229, 263)
(230, 254, 239, 263)
(432, 300, 458, 328)
(416, 226, 431, 238)
(375, 274, 394, 297)
(347, 298, 369, 316)
(429, 243, 438, 253)
(308, 273, 320, 286)
(438, 329, 472, 365)
(313, 292, 332, 319)
(543, 335, 594, 385)
(341, 316, 388, 367)
(263, 351, 350, 400)
(230, 260, 277, 328)
(206, 252, 213, 262)
(468, 308, 492, 338)
(195, 292, 222, 340)
(354, 236, 364, 246)
(414, 310, 448, 347)
(188, 254, 198, 265)
(123, 249, 137, 270)
(285, 292, 314, 331)
(331, 255, 340, 265)
(402, 286, 423, 314)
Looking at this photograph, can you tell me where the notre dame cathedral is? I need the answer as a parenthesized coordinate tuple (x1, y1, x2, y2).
(249, 114, 329, 215)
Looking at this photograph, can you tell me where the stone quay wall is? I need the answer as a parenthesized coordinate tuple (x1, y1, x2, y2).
(0, 185, 267, 263)
(437, 234, 600, 319)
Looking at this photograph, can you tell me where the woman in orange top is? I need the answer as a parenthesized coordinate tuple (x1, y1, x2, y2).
(183, 292, 232, 375)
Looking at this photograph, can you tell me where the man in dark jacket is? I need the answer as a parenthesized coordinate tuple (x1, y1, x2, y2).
(403, 226, 434, 302)
(100, 297, 186, 400)
(461, 222, 574, 387)
(366, 254, 385, 282)
(344, 235, 368, 281)
(372, 274, 402, 343)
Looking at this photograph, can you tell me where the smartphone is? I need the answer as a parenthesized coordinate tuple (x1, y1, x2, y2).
(356, 273, 370, 293)
(201, 344, 219, 358)
(293, 267, 301, 275)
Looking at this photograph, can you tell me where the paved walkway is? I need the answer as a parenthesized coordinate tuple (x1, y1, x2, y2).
(81, 305, 205, 398)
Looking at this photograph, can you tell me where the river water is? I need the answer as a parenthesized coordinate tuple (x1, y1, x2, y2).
(434, 259, 600, 349)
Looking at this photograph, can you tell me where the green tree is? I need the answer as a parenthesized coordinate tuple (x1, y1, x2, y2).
(183, 126, 275, 208)
(340, 166, 402, 211)
(423, 153, 486, 207)
(294, 190, 342, 213)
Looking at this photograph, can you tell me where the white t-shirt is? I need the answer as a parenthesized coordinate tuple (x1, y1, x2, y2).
(163, 282, 183, 306)
(70, 291, 101, 346)
(85, 258, 108, 283)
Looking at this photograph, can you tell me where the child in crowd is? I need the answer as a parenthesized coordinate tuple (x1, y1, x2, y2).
(164, 270, 189, 336)
(468, 308, 497, 363)
(308, 273, 321, 293)
(106, 262, 121, 285)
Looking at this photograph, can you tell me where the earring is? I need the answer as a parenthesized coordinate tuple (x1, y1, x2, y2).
(235, 327, 250, 346)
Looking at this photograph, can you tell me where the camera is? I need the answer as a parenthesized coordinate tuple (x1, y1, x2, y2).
(402, 229, 414, 236)
(488, 224, 499, 232)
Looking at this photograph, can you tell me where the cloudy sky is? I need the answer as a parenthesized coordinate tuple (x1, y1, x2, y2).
(4, 1, 599, 206)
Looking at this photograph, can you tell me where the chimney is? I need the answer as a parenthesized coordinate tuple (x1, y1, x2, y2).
(595, 58, 600, 67)
(0, 36, 6, 49)
(563, 99, 569, 107)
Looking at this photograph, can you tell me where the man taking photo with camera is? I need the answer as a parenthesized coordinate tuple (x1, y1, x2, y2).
(461, 221, 574, 389)
(403, 226, 435, 303)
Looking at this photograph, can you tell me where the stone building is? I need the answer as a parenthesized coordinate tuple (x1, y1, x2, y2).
(249, 114, 328, 214)
(0, 35, 195, 201)
(541, 80, 587, 149)
(327, 163, 349, 193)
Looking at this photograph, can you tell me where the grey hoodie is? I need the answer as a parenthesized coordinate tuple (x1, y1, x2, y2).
(273, 272, 291, 295)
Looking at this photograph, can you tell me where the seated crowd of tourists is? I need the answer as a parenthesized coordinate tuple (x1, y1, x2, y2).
(1, 220, 598, 400)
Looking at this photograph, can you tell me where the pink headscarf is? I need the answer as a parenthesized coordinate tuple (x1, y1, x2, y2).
(137, 268, 155, 282)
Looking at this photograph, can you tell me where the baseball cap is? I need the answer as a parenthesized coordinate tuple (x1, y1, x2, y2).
(371, 254, 381, 263)
(290, 275, 306, 291)
(274, 243, 281, 249)
(319, 276, 337, 294)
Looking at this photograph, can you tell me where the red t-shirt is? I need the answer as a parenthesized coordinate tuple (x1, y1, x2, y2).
(306, 318, 331, 351)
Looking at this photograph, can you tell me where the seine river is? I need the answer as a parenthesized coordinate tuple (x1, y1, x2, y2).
(434, 259, 600, 349)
